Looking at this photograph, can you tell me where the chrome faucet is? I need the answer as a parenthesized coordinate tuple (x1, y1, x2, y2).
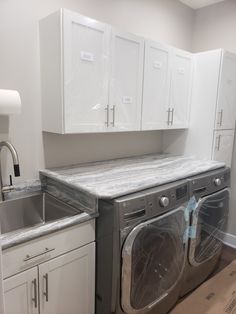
(0, 141, 20, 201)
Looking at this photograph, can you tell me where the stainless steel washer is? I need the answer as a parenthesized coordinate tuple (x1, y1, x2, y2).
(180, 167, 230, 296)
(96, 180, 189, 314)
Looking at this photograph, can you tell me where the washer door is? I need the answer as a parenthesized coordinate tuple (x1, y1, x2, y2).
(121, 206, 187, 314)
(189, 188, 229, 267)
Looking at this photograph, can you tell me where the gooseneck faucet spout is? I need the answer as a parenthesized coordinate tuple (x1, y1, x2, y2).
(0, 141, 20, 201)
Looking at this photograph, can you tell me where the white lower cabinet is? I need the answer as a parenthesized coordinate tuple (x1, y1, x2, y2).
(3, 221, 95, 314)
(4, 243, 95, 314)
(212, 130, 235, 167)
(4, 267, 38, 314)
(39, 243, 95, 314)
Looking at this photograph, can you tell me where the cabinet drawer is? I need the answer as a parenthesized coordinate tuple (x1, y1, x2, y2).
(2, 219, 95, 279)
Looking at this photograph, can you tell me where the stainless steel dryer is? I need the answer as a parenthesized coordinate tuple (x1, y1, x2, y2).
(96, 179, 189, 314)
(180, 167, 230, 296)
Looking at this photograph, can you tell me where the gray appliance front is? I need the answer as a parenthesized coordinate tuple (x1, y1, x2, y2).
(189, 188, 230, 267)
(121, 206, 187, 314)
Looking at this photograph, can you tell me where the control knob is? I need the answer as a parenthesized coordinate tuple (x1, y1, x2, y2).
(214, 178, 222, 186)
(159, 196, 170, 208)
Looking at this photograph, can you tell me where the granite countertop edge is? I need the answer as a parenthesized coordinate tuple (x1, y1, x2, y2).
(40, 171, 97, 199)
(1, 211, 98, 250)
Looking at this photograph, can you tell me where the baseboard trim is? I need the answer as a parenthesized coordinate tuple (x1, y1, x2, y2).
(222, 232, 236, 249)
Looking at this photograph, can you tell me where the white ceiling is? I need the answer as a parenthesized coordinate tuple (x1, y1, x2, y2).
(179, 0, 226, 9)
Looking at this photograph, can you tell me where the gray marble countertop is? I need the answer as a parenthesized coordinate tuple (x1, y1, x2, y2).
(0, 211, 97, 250)
(40, 154, 225, 199)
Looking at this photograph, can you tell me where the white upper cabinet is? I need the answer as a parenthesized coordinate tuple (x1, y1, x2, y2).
(40, 9, 192, 134)
(40, 9, 111, 134)
(215, 51, 236, 130)
(63, 11, 111, 133)
(141, 44, 192, 130)
(109, 30, 144, 131)
(142, 41, 171, 130)
(170, 49, 192, 129)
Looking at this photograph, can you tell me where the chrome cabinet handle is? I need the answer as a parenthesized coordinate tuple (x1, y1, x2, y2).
(171, 108, 174, 125)
(110, 105, 115, 127)
(216, 135, 221, 151)
(23, 248, 55, 262)
(32, 278, 38, 308)
(104, 105, 109, 127)
(217, 109, 223, 126)
(167, 108, 170, 125)
(43, 273, 49, 302)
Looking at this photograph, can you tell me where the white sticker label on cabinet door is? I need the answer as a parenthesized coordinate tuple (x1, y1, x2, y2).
(80, 51, 95, 62)
(122, 96, 133, 104)
(153, 61, 162, 69)
(178, 67, 185, 75)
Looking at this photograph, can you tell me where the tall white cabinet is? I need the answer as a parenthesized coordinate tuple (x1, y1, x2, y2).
(215, 52, 236, 130)
(163, 49, 236, 167)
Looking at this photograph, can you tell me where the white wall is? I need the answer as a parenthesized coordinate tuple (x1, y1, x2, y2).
(192, 0, 236, 237)
(192, 0, 236, 53)
(0, 0, 194, 183)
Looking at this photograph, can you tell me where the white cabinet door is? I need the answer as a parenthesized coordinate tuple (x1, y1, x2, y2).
(4, 267, 38, 314)
(109, 30, 144, 131)
(142, 41, 171, 130)
(39, 242, 95, 314)
(170, 49, 192, 129)
(63, 10, 111, 133)
(212, 130, 235, 167)
(215, 52, 236, 130)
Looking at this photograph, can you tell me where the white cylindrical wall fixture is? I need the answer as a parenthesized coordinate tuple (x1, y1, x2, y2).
(0, 89, 21, 115)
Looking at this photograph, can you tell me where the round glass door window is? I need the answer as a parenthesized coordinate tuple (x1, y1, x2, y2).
(190, 188, 229, 266)
(121, 207, 187, 314)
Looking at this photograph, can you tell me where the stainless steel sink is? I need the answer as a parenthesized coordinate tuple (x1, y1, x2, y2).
(0, 193, 81, 234)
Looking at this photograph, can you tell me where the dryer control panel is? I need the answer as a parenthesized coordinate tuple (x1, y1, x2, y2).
(189, 167, 230, 200)
(115, 180, 189, 230)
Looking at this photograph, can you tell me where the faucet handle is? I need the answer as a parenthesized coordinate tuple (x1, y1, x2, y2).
(1, 175, 15, 194)
(14, 164, 20, 177)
